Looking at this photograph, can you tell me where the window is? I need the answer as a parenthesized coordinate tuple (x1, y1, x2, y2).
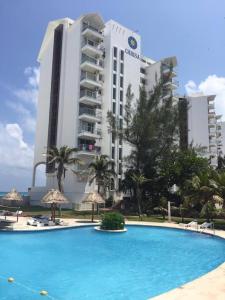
(113, 47, 117, 58)
(119, 148, 122, 160)
(120, 50, 124, 61)
(119, 119, 123, 129)
(119, 163, 122, 175)
(113, 88, 116, 100)
(120, 90, 123, 102)
(141, 78, 146, 85)
(112, 133, 115, 144)
(140, 67, 145, 74)
(120, 76, 123, 88)
(113, 102, 116, 114)
(120, 63, 124, 75)
(120, 104, 123, 116)
(113, 74, 117, 85)
(119, 136, 122, 145)
(110, 178, 115, 190)
(112, 147, 115, 159)
(118, 178, 122, 190)
(113, 60, 117, 71)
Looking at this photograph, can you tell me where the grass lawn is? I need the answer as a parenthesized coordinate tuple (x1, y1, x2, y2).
(17, 206, 225, 230)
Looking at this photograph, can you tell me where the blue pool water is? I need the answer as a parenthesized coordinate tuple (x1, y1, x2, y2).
(0, 226, 225, 300)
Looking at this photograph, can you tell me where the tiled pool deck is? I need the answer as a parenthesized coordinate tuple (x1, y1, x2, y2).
(1, 217, 225, 299)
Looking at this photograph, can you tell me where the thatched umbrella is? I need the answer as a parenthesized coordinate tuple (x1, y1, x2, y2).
(41, 189, 69, 221)
(82, 192, 105, 222)
(2, 188, 23, 221)
(213, 195, 224, 209)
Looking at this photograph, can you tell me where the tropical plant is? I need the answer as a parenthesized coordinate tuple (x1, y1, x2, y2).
(153, 197, 168, 219)
(101, 212, 125, 230)
(184, 173, 222, 221)
(46, 146, 82, 192)
(88, 155, 116, 196)
(212, 171, 225, 208)
(131, 173, 150, 219)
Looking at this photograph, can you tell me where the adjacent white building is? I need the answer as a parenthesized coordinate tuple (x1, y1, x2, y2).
(181, 93, 222, 167)
(30, 13, 178, 207)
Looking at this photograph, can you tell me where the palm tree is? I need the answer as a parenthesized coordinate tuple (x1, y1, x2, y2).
(184, 173, 222, 222)
(46, 146, 82, 193)
(88, 155, 116, 196)
(131, 173, 149, 219)
(213, 171, 225, 208)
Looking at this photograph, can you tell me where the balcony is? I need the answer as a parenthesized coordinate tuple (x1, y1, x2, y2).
(82, 23, 103, 41)
(162, 67, 177, 78)
(79, 89, 101, 106)
(79, 107, 101, 123)
(81, 54, 104, 73)
(163, 80, 178, 90)
(78, 127, 101, 140)
(80, 71, 103, 89)
(77, 144, 101, 157)
(81, 39, 103, 57)
(209, 131, 216, 137)
(209, 139, 217, 146)
(208, 120, 216, 128)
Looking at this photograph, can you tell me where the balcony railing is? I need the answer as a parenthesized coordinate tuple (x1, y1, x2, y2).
(82, 23, 102, 34)
(79, 107, 96, 116)
(81, 71, 97, 82)
(81, 54, 104, 68)
(82, 39, 101, 49)
(80, 89, 97, 99)
(79, 126, 101, 136)
(78, 143, 101, 153)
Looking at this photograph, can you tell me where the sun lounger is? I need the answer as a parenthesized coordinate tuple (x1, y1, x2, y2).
(13, 210, 23, 217)
(184, 221, 198, 229)
(200, 222, 213, 229)
(55, 219, 67, 226)
(27, 218, 38, 226)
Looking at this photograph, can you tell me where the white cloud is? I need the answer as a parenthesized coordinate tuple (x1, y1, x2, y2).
(185, 75, 225, 120)
(6, 101, 36, 132)
(0, 123, 33, 171)
(14, 67, 40, 106)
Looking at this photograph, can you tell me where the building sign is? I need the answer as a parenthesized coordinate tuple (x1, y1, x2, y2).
(125, 48, 140, 60)
(125, 36, 140, 60)
(128, 36, 137, 50)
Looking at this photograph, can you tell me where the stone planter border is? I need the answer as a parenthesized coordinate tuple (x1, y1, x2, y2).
(94, 226, 127, 233)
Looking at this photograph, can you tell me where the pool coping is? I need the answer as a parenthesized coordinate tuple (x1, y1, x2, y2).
(1, 218, 225, 299)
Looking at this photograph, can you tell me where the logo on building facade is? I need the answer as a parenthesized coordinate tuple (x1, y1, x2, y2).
(128, 36, 137, 50)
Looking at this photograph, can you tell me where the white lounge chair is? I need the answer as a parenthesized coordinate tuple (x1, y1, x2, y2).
(185, 220, 198, 229)
(27, 218, 38, 226)
(13, 210, 23, 217)
(200, 222, 213, 229)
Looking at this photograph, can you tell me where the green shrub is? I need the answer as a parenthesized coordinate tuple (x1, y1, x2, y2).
(101, 212, 125, 230)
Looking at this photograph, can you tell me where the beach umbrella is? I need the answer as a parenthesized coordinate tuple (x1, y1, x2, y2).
(2, 188, 23, 221)
(213, 195, 224, 209)
(212, 195, 223, 204)
(82, 192, 105, 222)
(2, 188, 23, 202)
(41, 189, 69, 221)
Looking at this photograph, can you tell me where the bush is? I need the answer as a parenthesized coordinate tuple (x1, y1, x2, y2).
(101, 212, 125, 230)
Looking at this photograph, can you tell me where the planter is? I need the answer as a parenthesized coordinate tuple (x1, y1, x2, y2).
(94, 226, 127, 233)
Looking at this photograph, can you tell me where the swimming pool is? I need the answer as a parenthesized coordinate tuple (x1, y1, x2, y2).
(0, 225, 225, 300)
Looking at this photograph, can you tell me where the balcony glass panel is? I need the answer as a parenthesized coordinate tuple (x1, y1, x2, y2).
(80, 89, 97, 99)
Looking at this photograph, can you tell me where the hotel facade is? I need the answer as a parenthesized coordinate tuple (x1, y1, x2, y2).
(30, 13, 178, 207)
(179, 94, 223, 167)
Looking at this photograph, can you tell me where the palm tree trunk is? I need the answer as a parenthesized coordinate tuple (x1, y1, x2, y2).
(96, 184, 100, 214)
(136, 186, 142, 220)
(91, 203, 94, 222)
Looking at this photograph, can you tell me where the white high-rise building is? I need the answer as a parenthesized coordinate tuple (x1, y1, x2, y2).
(180, 94, 222, 167)
(30, 13, 177, 207)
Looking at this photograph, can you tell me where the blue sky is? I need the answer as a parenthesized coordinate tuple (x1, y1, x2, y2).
(0, 0, 225, 191)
